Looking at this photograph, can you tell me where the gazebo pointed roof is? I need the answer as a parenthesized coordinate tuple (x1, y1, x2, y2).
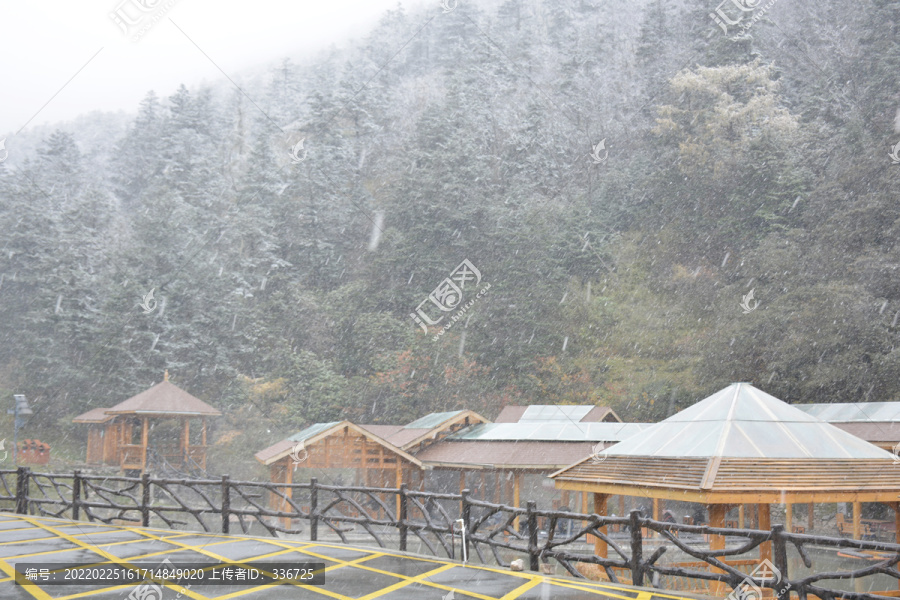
(104, 380, 221, 417)
(600, 382, 892, 460)
(551, 383, 900, 503)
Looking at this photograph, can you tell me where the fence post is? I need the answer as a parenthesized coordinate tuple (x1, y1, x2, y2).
(527, 501, 539, 571)
(309, 478, 318, 542)
(771, 524, 789, 600)
(399, 484, 408, 552)
(141, 473, 150, 527)
(630, 510, 644, 587)
(15, 467, 30, 514)
(461, 488, 472, 563)
(221, 475, 230, 534)
(72, 471, 81, 521)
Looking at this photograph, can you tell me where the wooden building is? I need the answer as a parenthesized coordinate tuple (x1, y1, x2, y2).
(551, 383, 900, 596)
(254, 406, 641, 525)
(73, 372, 221, 474)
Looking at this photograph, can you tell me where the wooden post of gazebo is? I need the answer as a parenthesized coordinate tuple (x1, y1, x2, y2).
(708, 504, 727, 596)
(141, 416, 149, 471)
(513, 472, 521, 530)
(853, 500, 862, 540)
(594, 493, 608, 559)
(183, 418, 190, 466)
(808, 502, 814, 533)
(758, 503, 772, 563)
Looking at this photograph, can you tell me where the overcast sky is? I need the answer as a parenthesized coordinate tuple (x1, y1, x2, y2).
(0, 0, 417, 135)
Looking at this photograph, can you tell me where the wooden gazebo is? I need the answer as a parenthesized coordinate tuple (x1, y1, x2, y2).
(551, 383, 900, 595)
(73, 372, 221, 474)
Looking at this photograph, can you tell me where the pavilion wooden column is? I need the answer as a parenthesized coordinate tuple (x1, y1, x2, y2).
(141, 417, 149, 471)
(280, 460, 293, 530)
(890, 502, 900, 592)
(739, 505, 745, 528)
(395, 460, 402, 517)
(709, 504, 727, 596)
(808, 502, 814, 533)
(893, 502, 900, 545)
(853, 500, 862, 540)
(183, 418, 190, 465)
(785, 503, 793, 532)
(652, 498, 660, 537)
(513, 472, 521, 530)
(593, 493, 608, 559)
(758, 504, 772, 563)
(619, 495, 625, 517)
(581, 492, 589, 528)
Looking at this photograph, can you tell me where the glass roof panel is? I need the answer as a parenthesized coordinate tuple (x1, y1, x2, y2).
(287, 421, 341, 443)
(794, 402, 900, 423)
(602, 383, 896, 459)
(404, 411, 462, 429)
(449, 422, 647, 442)
(518, 405, 594, 422)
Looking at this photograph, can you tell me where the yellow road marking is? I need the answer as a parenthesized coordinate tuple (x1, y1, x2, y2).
(0, 515, 709, 600)
(500, 575, 545, 600)
(357, 563, 456, 600)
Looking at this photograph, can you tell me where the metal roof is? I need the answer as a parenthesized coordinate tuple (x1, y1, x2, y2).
(448, 422, 647, 442)
(414, 441, 602, 469)
(552, 383, 900, 501)
(794, 402, 900, 423)
(287, 422, 341, 443)
(519, 405, 593, 422)
(599, 383, 893, 460)
(404, 411, 463, 429)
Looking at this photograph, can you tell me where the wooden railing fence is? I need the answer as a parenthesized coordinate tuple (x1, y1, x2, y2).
(2, 467, 900, 600)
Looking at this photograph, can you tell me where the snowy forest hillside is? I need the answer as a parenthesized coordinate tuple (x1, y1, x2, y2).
(1, 0, 898, 449)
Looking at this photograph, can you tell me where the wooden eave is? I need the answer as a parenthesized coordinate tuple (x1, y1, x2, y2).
(551, 455, 900, 504)
(260, 421, 424, 468)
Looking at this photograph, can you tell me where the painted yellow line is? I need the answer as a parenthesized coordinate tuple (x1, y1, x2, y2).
(500, 575, 545, 600)
(6, 517, 211, 600)
(357, 563, 457, 600)
(0, 516, 708, 600)
(0, 561, 55, 600)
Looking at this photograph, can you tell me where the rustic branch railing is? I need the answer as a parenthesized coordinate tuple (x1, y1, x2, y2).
(3, 467, 900, 599)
